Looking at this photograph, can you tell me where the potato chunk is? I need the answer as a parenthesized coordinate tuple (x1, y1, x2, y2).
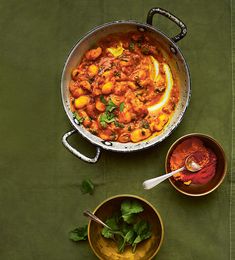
(130, 128, 151, 142)
(85, 47, 102, 60)
(74, 96, 90, 109)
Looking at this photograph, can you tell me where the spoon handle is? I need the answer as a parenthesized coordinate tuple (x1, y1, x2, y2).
(143, 166, 185, 190)
(83, 210, 111, 229)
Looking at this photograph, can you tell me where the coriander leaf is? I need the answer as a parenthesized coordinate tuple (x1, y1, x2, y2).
(141, 47, 150, 55)
(99, 112, 116, 127)
(106, 100, 117, 113)
(117, 235, 126, 253)
(74, 112, 84, 125)
(114, 121, 124, 128)
(114, 71, 121, 77)
(133, 234, 142, 245)
(125, 229, 136, 245)
(132, 220, 152, 251)
(121, 200, 144, 223)
(119, 102, 125, 112)
(80, 179, 94, 195)
(101, 217, 120, 239)
(100, 95, 107, 105)
(129, 41, 135, 51)
(69, 225, 88, 242)
(141, 120, 149, 129)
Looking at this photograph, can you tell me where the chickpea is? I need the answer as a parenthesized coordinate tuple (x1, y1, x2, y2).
(95, 100, 106, 112)
(71, 68, 80, 80)
(137, 70, 147, 80)
(110, 95, 124, 106)
(114, 83, 127, 95)
(88, 64, 98, 77)
(122, 112, 132, 124)
(154, 114, 169, 132)
(86, 103, 96, 119)
(74, 96, 90, 109)
(85, 47, 102, 60)
(99, 132, 111, 141)
(130, 128, 151, 142)
(102, 70, 113, 79)
(90, 121, 99, 133)
(127, 81, 137, 90)
(83, 117, 92, 127)
(72, 87, 86, 98)
(120, 60, 131, 67)
(118, 133, 130, 143)
(102, 82, 113, 94)
(80, 80, 91, 91)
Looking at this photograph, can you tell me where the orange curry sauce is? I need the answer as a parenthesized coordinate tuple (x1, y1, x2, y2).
(69, 32, 179, 143)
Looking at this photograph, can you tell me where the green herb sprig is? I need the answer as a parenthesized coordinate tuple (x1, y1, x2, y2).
(101, 200, 152, 253)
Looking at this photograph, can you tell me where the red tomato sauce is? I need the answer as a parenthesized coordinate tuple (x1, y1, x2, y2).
(170, 137, 217, 185)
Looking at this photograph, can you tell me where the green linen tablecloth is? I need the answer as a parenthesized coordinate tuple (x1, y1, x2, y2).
(0, 0, 233, 259)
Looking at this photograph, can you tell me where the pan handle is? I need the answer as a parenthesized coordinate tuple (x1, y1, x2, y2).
(62, 129, 101, 164)
(146, 7, 187, 42)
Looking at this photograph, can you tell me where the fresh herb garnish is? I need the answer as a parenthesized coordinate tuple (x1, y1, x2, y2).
(106, 99, 117, 113)
(121, 200, 144, 224)
(132, 220, 152, 252)
(100, 95, 108, 105)
(114, 121, 125, 128)
(141, 120, 150, 129)
(129, 41, 135, 51)
(99, 112, 116, 128)
(101, 216, 120, 238)
(141, 47, 150, 55)
(69, 225, 88, 241)
(88, 78, 94, 84)
(114, 71, 121, 77)
(101, 200, 151, 253)
(119, 102, 125, 112)
(74, 112, 84, 125)
(80, 179, 95, 195)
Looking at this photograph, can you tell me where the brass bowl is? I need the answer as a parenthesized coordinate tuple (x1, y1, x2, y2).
(88, 194, 164, 260)
(165, 133, 227, 196)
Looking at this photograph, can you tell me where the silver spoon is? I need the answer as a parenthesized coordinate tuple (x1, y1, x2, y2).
(83, 210, 124, 236)
(83, 210, 111, 229)
(142, 154, 202, 190)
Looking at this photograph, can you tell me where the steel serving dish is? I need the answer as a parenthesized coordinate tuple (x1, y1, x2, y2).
(61, 7, 191, 163)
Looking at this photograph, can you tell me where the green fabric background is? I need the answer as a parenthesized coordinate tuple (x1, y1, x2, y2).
(0, 0, 233, 259)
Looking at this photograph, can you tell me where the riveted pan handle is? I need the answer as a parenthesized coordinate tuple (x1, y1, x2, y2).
(147, 7, 187, 42)
(62, 129, 101, 163)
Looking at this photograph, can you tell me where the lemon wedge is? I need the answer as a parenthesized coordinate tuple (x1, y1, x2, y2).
(149, 56, 159, 81)
(107, 42, 124, 57)
(148, 63, 173, 114)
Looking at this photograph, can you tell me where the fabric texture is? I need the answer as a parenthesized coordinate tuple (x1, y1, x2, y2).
(0, 0, 232, 259)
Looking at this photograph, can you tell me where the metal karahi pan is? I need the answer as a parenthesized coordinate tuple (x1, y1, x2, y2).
(61, 7, 190, 163)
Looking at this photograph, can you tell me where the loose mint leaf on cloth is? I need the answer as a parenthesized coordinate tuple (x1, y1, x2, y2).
(69, 225, 88, 241)
(80, 179, 94, 195)
(121, 200, 144, 223)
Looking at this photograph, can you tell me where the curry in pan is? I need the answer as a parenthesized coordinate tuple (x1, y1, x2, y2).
(69, 32, 179, 143)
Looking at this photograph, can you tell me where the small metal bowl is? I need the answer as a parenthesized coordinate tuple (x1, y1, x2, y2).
(165, 133, 227, 196)
(88, 194, 164, 260)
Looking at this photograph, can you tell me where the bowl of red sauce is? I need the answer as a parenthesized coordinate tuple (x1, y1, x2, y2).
(165, 133, 227, 196)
